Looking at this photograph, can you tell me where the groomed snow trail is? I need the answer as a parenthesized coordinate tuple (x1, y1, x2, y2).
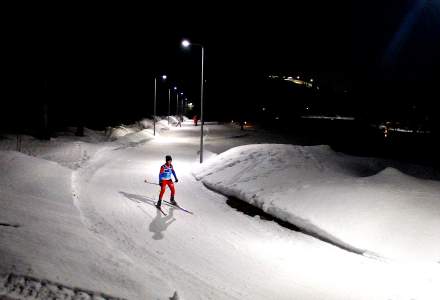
(71, 122, 439, 300)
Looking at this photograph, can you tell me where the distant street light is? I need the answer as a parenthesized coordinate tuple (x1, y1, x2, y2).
(153, 75, 167, 136)
(182, 39, 205, 163)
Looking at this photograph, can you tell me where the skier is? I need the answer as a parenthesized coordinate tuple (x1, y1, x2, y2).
(156, 155, 179, 209)
(193, 115, 198, 126)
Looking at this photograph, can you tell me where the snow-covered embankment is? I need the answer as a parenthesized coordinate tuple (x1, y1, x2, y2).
(193, 144, 440, 263)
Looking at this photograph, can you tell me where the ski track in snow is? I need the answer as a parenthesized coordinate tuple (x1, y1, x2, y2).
(2, 121, 440, 299)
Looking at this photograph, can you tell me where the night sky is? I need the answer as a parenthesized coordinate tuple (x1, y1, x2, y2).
(3, 2, 439, 131)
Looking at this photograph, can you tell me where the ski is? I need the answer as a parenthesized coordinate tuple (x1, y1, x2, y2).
(153, 202, 167, 216)
(162, 200, 194, 215)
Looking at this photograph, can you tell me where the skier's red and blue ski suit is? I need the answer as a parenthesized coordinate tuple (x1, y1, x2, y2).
(159, 163, 177, 200)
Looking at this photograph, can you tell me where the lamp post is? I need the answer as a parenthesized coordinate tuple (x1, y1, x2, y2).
(154, 74, 167, 136)
(182, 39, 205, 163)
(179, 92, 184, 127)
(176, 92, 179, 116)
(168, 88, 171, 125)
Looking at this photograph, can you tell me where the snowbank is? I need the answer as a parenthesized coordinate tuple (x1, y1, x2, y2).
(168, 116, 180, 125)
(194, 144, 440, 263)
(0, 134, 102, 169)
(0, 151, 145, 299)
(157, 119, 171, 131)
(108, 125, 140, 141)
(113, 129, 154, 148)
(139, 118, 171, 133)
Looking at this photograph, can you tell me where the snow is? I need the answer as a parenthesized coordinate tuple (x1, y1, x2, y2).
(0, 151, 149, 299)
(0, 132, 103, 169)
(1, 121, 440, 299)
(194, 144, 440, 263)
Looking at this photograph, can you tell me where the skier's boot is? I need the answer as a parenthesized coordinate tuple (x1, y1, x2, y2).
(170, 196, 178, 206)
(156, 199, 162, 209)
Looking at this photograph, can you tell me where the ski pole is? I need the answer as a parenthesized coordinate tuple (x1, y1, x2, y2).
(144, 180, 160, 186)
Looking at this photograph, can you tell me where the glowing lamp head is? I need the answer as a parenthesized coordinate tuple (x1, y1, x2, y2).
(162, 75, 167, 80)
(182, 40, 190, 47)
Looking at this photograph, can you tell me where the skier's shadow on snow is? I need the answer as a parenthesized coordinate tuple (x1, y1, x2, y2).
(119, 191, 157, 207)
(119, 191, 176, 240)
(149, 208, 176, 240)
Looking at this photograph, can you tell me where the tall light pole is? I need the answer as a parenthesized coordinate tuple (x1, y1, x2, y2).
(182, 39, 205, 163)
(176, 92, 179, 116)
(168, 88, 171, 125)
(183, 98, 187, 116)
(179, 92, 184, 127)
(154, 74, 167, 136)
(172, 86, 178, 119)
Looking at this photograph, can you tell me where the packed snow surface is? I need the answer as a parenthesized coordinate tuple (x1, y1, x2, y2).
(1, 121, 440, 299)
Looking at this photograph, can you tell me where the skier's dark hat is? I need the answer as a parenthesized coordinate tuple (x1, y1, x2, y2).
(165, 155, 172, 161)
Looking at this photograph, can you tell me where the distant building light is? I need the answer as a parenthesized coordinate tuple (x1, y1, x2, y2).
(244, 121, 247, 125)
(310, 78, 314, 82)
(262, 107, 266, 111)
(275, 116, 280, 120)
(287, 76, 293, 80)
(296, 76, 300, 79)
(285, 78, 305, 85)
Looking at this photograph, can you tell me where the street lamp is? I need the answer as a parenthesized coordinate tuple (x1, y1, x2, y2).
(182, 40, 190, 47)
(176, 90, 179, 115)
(182, 39, 205, 163)
(168, 88, 171, 125)
(153, 74, 167, 136)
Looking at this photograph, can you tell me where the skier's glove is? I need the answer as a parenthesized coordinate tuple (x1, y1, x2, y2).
(175, 178, 179, 183)
(159, 181, 163, 186)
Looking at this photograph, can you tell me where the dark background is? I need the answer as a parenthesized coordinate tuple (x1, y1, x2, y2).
(2, 2, 439, 137)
